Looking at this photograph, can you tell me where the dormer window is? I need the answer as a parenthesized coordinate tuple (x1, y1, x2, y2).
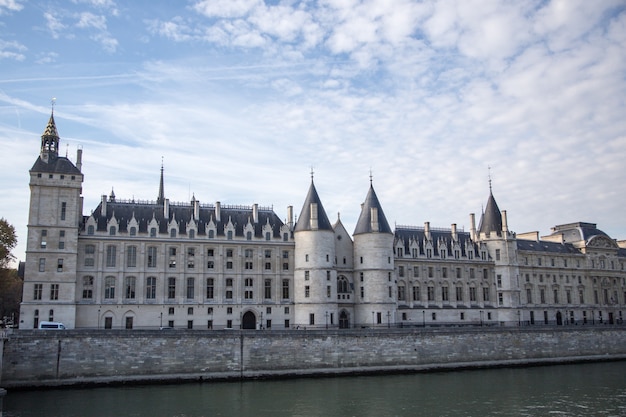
(150, 228, 157, 237)
(130, 227, 137, 236)
(170, 229, 176, 238)
(109, 226, 116, 236)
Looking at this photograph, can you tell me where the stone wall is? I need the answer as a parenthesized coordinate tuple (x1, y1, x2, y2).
(2, 327, 626, 388)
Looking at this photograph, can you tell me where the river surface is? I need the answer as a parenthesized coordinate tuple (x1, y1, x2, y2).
(3, 361, 626, 417)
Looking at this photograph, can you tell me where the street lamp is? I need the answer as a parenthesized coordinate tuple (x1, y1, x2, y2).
(372, 311, 375, 327)
(422, 310, 425, 327)
(160, 312, 163, 329)
(480, 310, 483, 327)
(387, 311, 390, 328)
(325, 311, 328, 329)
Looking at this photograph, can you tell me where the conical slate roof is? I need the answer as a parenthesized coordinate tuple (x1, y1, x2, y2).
(42, 113, 59, 138)
(353, 183, 392, 235)
(294, 180, 333, 232)
(478, 192, 502, 235)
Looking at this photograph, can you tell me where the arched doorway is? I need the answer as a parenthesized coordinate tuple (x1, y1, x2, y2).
(556, 311, 563, 325)
(242, 311, 256, 329)
(339, 310, 350, 329)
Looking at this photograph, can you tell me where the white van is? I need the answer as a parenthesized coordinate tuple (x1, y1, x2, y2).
(38, 321, 66, 330)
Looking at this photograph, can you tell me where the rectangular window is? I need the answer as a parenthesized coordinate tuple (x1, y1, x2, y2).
(483, 287, 490, 302)
(226, 290, 233, 299)
(497, 275, 502, 288)
(442, 267, 447, 278)
(498, 292, 503, 305)
(146, 277, 156, 299)
(265, 279, 272, 299)
(106, 245, 116, 267)
(227, 319, 233, 328)
(414, 266, 419, 277)
(60, 202, 66, 220)
(206, 278, 214, 299)
(82, 276, 93, 299)
(540, 289, 546, 304)
(50, 284, 59, 300)
(428, 267, 433, 278)
(147, 246, 157, 267)
(168, 277, 176, 299)
(125, 276, 136, 299)
(427, 286, 435, 301)
(495, 249, 500, 261)
(282, 280, 290, 299)
(412, 286, 420, 301)
(305, 271, 309, 281)
(57, 258, 63, 272)
(442, 287, 449, 301)
(327, 285, 331, 298)
(187, 277, 195, 299)
(104, 277, 115, 299)
(305, 285, 310, 298)
(127, 246, 137, 267)
(526, 288, 532, 304)
(34, 283, 43, 300)
(469, 287, 477, 302)
(470, 268, 475, 279)
(309, 313, 314, 325)
(398, 285, 406, 301)
(398, 266, 404, 277)
(226, 261, 233, 269)
(456, 287, 463, 301)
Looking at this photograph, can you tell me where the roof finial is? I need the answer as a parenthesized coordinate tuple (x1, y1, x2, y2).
(310, 166, 314, 181)
(488, 165, 492, 194)
(51, 97, 56, 114)
(369, 168, 373, 185)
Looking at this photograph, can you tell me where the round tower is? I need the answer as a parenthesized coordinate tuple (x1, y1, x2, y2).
(353, 181, 395, 327)
(293, 178, 338, 328)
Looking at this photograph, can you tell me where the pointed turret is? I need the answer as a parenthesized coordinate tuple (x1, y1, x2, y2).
(478, 190, 502, 236)
(294, 179, 333, 232)
(40, 111, 60, 163)
(353, 182, 392, 235)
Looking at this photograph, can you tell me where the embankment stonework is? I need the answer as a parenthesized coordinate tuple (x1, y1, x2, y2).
(2, 327, 626, 388)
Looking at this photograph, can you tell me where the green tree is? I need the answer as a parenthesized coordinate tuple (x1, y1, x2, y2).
(0, 218, 17, 268)
(0, 218, 20, 326)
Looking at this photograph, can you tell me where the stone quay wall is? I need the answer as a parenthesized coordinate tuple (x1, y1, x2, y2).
(2, 327, 626, 388)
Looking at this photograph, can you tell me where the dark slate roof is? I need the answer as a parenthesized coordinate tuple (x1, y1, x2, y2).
(516, 239, 580, 255)
(478, 192, 502, 235)
(353, 184, 392, 235)
(394, 227, 480, 258)
(30, 156, 81, 175)
(294, 180, 333, 232)
(548, 222, 610, 243)
(85, 200, 285, 238)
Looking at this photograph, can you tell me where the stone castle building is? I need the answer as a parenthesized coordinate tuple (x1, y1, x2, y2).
(19, 113, 626, 329)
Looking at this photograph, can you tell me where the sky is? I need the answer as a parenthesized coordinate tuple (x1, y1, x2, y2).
(1, 0, 625, 265)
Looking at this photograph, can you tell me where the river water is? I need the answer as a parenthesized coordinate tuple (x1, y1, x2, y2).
(3, 361, 626, 417)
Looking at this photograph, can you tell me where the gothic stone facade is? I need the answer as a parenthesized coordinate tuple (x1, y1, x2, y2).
(19, 114, 626, 330)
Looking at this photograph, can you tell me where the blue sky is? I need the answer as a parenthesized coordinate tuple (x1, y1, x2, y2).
(1, 0, 626, 264)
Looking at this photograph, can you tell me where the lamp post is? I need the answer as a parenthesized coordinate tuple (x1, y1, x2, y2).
(325, 311, 328, 329)
(97, 308, 101, 330)
(160, 312, 163, 329)
(480, 310, 484, 327)
(372, 311, 375, 328)
(517, 310, 521, 327)
(387, 311, 390, 328)
(422, 310, 425, 327)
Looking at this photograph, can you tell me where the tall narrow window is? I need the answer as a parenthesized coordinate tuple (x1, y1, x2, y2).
(125, 276, 136, 299)
(206, 278, 214, 299)
(104, 277, 115, 299)
(146, 277, 156, 299)
(186, 277, 195, 300)
(60, 202, 66, 221)
(265, 279, 272, 299)
(168, 277, 176, 299)
(34, 283, 43, 300)
(39, 258, 45, 272)
(106, 245, 116, 267)
(282, 279, 290, 299)
(127, 246, 137, 267)
(147, 246, 157, 267)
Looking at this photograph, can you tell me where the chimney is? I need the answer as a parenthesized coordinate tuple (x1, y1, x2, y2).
(76, 148, 83, 172)
(310, 203, 318, 230)
(451, 223, 457, 240)
(101, 195, 107, 217)
(164, 198, 169, 219)
(215, 201, 221, 222)
(502, 210, 509, 233)
(424, 221, 431, 240)
(370, 207, 379, 232)
(253, 203, 258, 224)
(193, 198, 200, 220)
(287, 205, 293, 229)
(470, 213, 476, 241)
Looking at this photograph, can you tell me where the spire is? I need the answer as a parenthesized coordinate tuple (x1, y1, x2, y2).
(40, 102, 60, 163)
(294, 177, 333, 232)
(157, 159, 165, 204)
(477, 171, 502, 235)
(354, 180, 392, 235)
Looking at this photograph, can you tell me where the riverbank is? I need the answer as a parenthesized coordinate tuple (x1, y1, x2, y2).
(2, 326, 626, 389)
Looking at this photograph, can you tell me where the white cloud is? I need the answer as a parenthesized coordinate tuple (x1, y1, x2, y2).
(0, 0, 22, 15)
(193, 0, 260, 19)
(35, 51, 59, 64)
(0, 39, 26, 60)
(76, 11, 107, 30)
(44, 11, 67, 39)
